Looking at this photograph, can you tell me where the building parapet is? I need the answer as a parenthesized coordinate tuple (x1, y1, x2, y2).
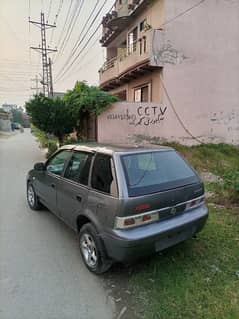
(100, 0, 152, 47)
(99, 29, 165, 90)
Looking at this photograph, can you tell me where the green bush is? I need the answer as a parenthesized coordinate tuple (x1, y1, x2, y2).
(221, 170, 239, 204)
(63, 136, 82, 145)
(46, 140, 58, 158)
(223, 170, 239, 192)
(32, 128, 58, 158)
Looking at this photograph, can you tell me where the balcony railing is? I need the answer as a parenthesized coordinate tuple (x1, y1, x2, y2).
(100, 0, 151, 46)
(99, 29, 165, 86)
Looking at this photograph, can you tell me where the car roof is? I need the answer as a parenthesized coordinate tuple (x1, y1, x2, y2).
(60, 143, 173, 155)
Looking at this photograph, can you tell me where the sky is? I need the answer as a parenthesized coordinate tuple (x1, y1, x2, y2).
(0, 0, 114, 107)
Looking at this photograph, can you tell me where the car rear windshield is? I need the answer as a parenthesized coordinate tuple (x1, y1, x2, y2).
(121, 150, 199, 197)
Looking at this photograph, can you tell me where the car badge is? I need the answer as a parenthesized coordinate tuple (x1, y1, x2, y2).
(170, 206, 177, 215)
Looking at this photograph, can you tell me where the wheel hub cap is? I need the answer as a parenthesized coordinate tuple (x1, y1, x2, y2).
(28, 186, 35, 206)
(81, 233, 97, 268)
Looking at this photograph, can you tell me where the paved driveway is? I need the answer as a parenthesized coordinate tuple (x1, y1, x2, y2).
(0, 130, 115, 319)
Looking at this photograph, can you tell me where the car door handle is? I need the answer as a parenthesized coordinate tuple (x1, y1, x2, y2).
(51, 183, 55, 188)
(76, 195, 82, 202)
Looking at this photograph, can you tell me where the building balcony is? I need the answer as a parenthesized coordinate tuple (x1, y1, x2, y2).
(100, 0, 152, 47)
(99, 29, 165, 90)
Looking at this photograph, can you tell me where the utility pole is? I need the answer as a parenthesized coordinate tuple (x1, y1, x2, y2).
(29, 13, 57, 97)
(30, 75, 41, 95)
(48, 58, 53, 97)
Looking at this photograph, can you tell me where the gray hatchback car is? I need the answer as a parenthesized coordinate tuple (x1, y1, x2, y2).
(26, 144, 208, 273)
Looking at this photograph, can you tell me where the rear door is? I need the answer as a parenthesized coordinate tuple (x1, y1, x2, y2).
(56, 151, 93, 230)
(119, 150, 203, 220)
(87, 153, 119, 230)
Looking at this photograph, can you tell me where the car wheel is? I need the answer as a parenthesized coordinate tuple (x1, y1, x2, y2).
(27, 182, 42, 210)
(79, 223, 112, 274)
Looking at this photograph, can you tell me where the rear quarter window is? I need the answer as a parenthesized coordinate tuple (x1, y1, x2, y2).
(121, 150, 199, 196)
(91, 153, 118, 197)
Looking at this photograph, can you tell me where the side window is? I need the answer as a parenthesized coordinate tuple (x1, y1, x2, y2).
(46, 150, 70, 176)
(64, 151, 93, 185)
(91, 154, 118, 196)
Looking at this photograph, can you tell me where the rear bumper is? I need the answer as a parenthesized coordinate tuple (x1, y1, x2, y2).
(101, 205, 208, 262)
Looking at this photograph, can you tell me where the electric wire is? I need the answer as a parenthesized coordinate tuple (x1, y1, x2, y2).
(55, 0, 110, 83)
(162, 0, 206, 27)
(53, 0, 74, 62)
(71, 0, 100, 56)
(58, 0, 85, 57)
(50, 0, 64, 44)
(54, 0, 84, 63)
(160, 74, 205, 144)
(55, 0, 107, 79)
(53, 0, 82, 56)
(54, 21, 102, 83)
(55, 35, 100, 83)
(47, 0, 53, 22)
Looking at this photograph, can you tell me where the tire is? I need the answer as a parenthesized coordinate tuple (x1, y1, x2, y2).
(79, 223, 112, 274)
(27, 182, 42, 210)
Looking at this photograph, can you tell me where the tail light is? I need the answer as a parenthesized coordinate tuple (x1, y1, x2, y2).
(186, 196, 205, 211)
(114, 195, 205, 229)
(115, 212, 159, 229)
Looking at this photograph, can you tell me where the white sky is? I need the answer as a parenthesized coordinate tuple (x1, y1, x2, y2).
(0, 0, 114, 106)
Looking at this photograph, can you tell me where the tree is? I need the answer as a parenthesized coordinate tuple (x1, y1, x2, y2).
(64, 81, 117, 139)
(26, 94, 75, 146)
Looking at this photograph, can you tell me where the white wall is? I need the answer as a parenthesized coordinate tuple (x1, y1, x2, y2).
(98, 0, 239, 145)
(162, 0, 239, 144)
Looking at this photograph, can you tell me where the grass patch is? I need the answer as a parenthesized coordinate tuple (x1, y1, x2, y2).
(31, 127, 58, 158)
(131, 207, 239, 319)
(130, 142, 239, 318)
(162, 143, 239, 206)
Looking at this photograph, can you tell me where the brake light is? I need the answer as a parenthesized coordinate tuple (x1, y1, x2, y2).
(124, 218, 136, 226)
(114, 195, 205, 229)
(142, 214, 152, 222)
(115, 212, 158, 229)
(186, 196, 205, 211)
(135, 203, 150, 211)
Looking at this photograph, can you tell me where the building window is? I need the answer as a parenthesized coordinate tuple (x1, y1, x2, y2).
(140, 19, 146, 32)
(139, 37, 147, 55)
(139, 39, 142, 55)
(115, 90, 127, 101)
(128, 26, 138, 54)
(143, 36, 147, 53)
(134, 85, 149, 102)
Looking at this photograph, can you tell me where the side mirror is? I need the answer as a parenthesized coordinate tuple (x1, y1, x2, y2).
(34, 162, 45, 171)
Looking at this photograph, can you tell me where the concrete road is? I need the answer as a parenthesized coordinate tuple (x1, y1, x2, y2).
(0, 130, 115, 319)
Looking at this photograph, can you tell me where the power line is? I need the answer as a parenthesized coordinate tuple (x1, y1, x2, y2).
(54, 0, 84, 62)
(160, 74, 204, 144)
(52, 0, 79, 53)
(55, 35, 100, 83)
(55, 20, 102, 83)
(57, 0, 107, 74)
(70, 0, 100, 57)
(31, 75, 41, 95)
(55, 0, 108, 82)
(53, 0, 74, 59)
(49, 0, 65, 44)
(162, 0, 206, 26)
(47, 0, 53, 22)
(59, 0, 85, 55)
